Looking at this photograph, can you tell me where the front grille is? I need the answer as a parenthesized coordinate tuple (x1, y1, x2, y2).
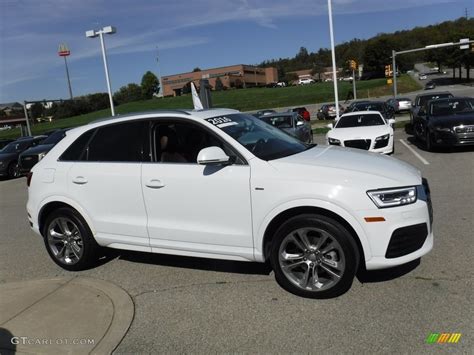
(374, 138, 389, 149)
(344, 139, 371, 150)
(20, 155, 38, 170)
(454, 125, 474, 134)
(385, 223, 428, 258)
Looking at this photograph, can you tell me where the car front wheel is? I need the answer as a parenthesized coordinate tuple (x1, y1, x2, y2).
(43, 207, 100, 271)
(270, 214, 358, 298)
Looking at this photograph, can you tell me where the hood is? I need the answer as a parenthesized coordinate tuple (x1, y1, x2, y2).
(429, 113, 474, 128)
(327, 125, 391, 140)
(270, 145, 421, 187)
(20, 144, 54, 156)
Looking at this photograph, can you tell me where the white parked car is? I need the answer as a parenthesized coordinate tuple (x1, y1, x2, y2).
(326, 111, 395, 154)
(298, 78, 315, 85)
(27, 109, 433, 298)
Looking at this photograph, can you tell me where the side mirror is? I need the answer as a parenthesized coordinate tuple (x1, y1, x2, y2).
(326, 123, 334, 129)
(197, 146, 230, 165)
(388, 118, 396, 126)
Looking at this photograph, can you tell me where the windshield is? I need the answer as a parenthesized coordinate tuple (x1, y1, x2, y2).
(1, 140, 31, 153)
(336, 114, 385, 128)
(259, 115, 293, 129)
(430, 98, 474, 116)
(352, 102, 384, 112)
(417, 93, 452, 107)
(205, 113, 312, 160)
(41, 130, 66, 145)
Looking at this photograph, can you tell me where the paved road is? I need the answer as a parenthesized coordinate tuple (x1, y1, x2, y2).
(0, 131, 473, 353)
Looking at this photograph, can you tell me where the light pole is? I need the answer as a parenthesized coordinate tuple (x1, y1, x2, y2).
(327, 0, 340, 118)
(156, 47, 164, 98)
(391, 40, 474, 97)
(58, 43, 73, 99)
(86, 26, 116, 116)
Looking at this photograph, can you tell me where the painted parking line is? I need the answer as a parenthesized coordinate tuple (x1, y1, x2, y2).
(399, 139, 430, 165)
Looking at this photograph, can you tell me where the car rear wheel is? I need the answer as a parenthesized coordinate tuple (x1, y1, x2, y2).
(270, 214, 358, 298)
(43, 207, 100, 271)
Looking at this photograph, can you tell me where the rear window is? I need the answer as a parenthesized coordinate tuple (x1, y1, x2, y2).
(86, 121, 148, 162)
(59, 130, 94, 161)
(260, 115, 293, 129)
(41, 130, 66, 145)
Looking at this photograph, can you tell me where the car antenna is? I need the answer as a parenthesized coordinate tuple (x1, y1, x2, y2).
(191, 82, 204, 110)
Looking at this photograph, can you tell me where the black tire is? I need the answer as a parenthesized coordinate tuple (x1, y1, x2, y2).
(270, 214, 358, 299)
(42, 207, 100, 271)
(7, 161, 19, 179)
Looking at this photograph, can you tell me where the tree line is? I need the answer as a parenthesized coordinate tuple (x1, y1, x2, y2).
(259, 17, 473, 81)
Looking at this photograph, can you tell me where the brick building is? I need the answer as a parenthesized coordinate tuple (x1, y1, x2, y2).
(162, 64, 278, 97)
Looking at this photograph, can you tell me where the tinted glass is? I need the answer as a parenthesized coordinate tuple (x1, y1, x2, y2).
(206, 113, 312, 161)
(260, 115, 293, 129)
(41, 130, 66, 145)
(59, 130, 94, 161)
(87, 121, 147, 162)
(1, 140, 33, 153)
(152, 122, 242, 164)
(336, 114, 385, 128)
(430, 98, 474, 116)
(353, 102, 385, 112)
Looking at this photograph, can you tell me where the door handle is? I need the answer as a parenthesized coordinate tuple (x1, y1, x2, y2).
(72, 176, 88, 185)
(145, 179, 165, 189)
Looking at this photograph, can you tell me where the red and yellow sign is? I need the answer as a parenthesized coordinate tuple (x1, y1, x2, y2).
(58, 43, 70, 57)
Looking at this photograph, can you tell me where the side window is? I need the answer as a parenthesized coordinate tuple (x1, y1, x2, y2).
(152, 121, 244, 165)
(60, 129, 95, 161)
(86, 121, 148, 162)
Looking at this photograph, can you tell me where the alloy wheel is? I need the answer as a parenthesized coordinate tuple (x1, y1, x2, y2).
(278, 227, 345, 292)
(47, 217, 84, 265)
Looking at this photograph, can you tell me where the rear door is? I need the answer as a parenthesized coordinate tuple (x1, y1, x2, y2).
(66, 120, 150, 250)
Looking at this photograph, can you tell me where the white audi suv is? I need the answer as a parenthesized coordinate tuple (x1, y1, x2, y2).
(27, 109, 433, 298)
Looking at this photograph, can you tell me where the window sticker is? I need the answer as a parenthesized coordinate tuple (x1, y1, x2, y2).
(206, 116, 238, 128)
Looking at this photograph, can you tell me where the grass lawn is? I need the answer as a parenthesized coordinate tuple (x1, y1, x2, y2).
(0, 75, 420, 140)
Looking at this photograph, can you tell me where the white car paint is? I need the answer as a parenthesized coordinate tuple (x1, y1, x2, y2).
(326, 111, 394, 154)
(27, 109, 432, 272)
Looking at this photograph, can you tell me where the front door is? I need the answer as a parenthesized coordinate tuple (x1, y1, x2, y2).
(141, 119, 254, 259)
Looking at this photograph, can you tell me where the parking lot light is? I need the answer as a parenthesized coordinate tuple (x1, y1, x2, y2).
(327, 0, 340, 119)
(85, 26, 116, 116)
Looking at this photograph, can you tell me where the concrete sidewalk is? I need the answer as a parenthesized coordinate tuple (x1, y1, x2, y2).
(0, 277, 134, 354)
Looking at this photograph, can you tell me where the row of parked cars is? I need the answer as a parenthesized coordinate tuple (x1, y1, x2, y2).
(0, 129, 67, 179)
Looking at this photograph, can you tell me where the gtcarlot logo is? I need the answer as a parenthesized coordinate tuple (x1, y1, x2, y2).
(426, 333, 461, 344)
(11, 336, 95, 346)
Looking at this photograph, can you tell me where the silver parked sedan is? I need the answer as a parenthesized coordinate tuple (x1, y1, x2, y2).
(258, 112, 313, 143)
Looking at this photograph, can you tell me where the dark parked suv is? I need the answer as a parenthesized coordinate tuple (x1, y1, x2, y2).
(410, 91, 453, 125)
(0, 136, 46, 178)
(19, 129, 68, 174)
(413, 97, 474, 151)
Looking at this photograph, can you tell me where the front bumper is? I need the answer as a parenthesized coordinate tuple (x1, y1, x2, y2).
(358, 182, 433, 270)
(431, 129, 474, 146)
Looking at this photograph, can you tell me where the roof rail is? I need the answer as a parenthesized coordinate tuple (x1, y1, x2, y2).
(89, 109, 192, 124)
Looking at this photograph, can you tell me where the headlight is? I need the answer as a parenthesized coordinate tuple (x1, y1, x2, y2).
(367, 186, 417, 208)
(375, 134, 389, 141)
(435, 127, 451, 132)
(38, 152, 47, 161)
(328, 137, 340, 145)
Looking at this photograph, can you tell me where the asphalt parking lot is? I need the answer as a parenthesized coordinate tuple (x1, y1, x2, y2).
(0, 129, 472, 353)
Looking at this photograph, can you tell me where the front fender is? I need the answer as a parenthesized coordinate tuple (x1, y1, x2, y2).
(254, 198, 372, 262)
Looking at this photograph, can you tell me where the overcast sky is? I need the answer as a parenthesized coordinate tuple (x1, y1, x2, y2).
(0, 0, 472, 102)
